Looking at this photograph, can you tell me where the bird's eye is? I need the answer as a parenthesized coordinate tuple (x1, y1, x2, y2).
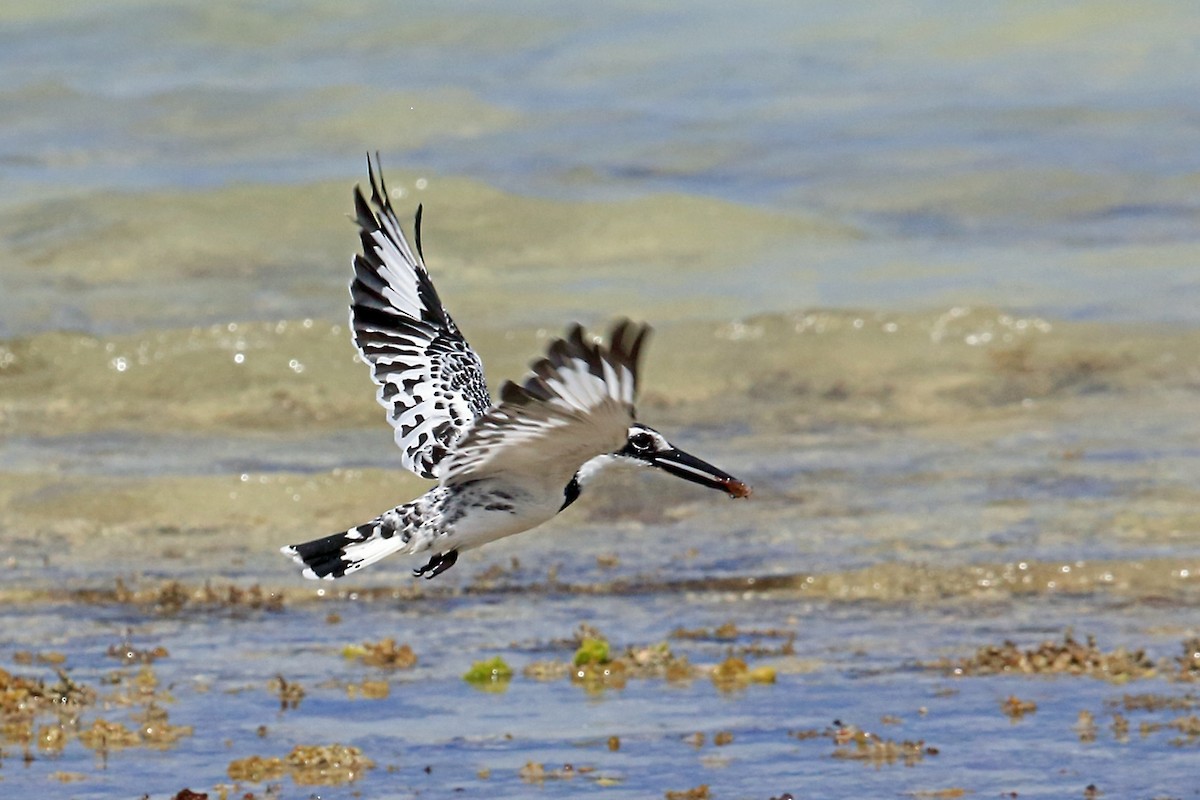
(629, 432, 654, 451)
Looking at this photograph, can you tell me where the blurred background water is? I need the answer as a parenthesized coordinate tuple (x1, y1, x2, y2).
(1, 2, 1199, 798)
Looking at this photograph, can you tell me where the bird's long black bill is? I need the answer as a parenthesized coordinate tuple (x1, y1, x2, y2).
(649, 448, 752, 499)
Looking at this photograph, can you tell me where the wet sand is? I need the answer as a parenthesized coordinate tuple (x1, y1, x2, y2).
(3, 303, 1199, 798)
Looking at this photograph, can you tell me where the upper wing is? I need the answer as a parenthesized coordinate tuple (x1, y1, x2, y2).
(443, 320, 651, 486)
(350, 156, 492, 480)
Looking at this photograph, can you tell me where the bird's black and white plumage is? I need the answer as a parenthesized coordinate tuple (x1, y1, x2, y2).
(349, 167, 490, 480)
(282, 156, 750, 581)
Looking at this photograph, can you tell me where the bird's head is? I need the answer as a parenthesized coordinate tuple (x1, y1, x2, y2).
(610, 423, 752, 499)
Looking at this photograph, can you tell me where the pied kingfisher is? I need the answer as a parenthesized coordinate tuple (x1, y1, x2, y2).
(282, 157, 751, 581)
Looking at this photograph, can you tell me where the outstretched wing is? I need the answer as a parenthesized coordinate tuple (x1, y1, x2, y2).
(350, 156, 492, 479)
(443, 320, 651, 486)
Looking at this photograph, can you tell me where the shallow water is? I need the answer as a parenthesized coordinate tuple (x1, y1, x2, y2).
(2, 2, 1200, 798)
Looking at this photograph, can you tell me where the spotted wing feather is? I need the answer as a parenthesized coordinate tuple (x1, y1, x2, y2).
(444, 320, 650, 486)
(351, 156, 491, 479)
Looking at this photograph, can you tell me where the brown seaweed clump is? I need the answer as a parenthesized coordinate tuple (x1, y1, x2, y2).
(1137, 714, 1200, 746)
(1, 666, 96, 752)
(342, 638, 417, 669)
(285, 743, 374, 785)
(1110, 693, 1197, 713)
(2, 662, 192, 761)
(1001, 695, 1037, 719)
(79, 578, 285, 614)
(831, 722, 935, 767)
(1176, 638, 1200, 682)
(709, 656, 777, 692)
(518, 761, 588, 783)
(132, 702, 193, 749)
(227, 754, 287, 782)
(345, 679, 390, 700)
(935, 633, 1157, 682)
(670, 621, 796, 657)
(267, 675, 306, 710)
(77, 719, 142, 751)
(106, 634, 169, 664)
(787, 720, 939, 768)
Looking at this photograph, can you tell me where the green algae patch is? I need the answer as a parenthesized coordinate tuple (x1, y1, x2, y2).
(573, 637, 611, 666)
(463, 656, 514, 686)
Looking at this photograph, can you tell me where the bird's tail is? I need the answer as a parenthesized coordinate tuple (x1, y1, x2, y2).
(281, 514, 413, 580)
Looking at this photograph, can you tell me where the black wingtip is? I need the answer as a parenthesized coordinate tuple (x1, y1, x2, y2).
(414, 203, 425, 263)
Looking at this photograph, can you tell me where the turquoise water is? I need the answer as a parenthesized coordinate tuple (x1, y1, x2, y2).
(3, 1, 1200, 333)
(2, 3, 1200, 798)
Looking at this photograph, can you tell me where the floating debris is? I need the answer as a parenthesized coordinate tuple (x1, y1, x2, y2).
(50, 771, 87, 783)
(1075, 710, 1097, 743)
(1112, 713, 1130, 742)
(267, 675, 305, 710)
(1001, 696, 1037, 719)
(345, 679, 389, 700)
(664, 785, 710, 800)
(788, 728, 824, 741)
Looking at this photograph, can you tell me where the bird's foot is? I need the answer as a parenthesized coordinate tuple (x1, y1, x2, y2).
(413, 549, 458, 579)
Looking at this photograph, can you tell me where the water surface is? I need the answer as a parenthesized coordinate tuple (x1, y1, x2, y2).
(1, 2, 1199, 798)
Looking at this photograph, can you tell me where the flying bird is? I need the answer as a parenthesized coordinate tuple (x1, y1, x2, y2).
(282, 158, 751, 580)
